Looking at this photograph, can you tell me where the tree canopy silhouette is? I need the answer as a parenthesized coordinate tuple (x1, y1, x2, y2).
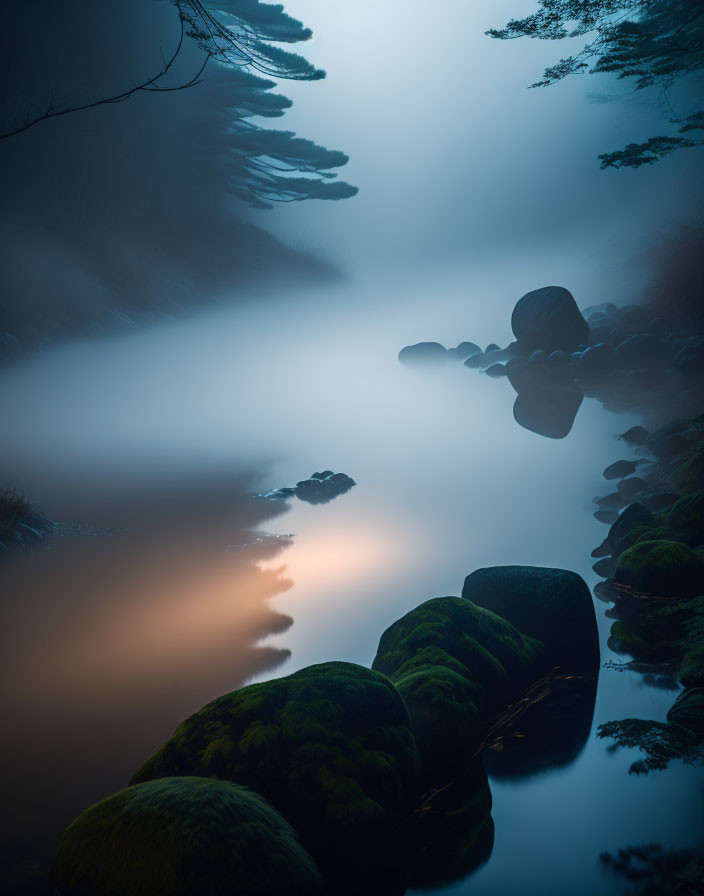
(488, 1, 704, 168)
(1, 0, 356, 206)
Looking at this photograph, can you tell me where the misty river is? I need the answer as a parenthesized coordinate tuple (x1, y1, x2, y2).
(1, 269, 702, 894)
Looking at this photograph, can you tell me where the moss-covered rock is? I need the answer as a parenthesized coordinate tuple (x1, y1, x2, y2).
(664, 490, 704, 547)
(461, 566, 599, 672)
(371, 597, 545, 782)
(613, 540, 704, 598)
(132, 662, 420, 889)
(678, 443, 704, 492)
(679, 597, 704, 687)
(51, 777, 323, 896)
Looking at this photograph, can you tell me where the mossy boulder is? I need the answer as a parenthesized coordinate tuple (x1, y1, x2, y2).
(371, 597, 545, 782)
(51, 777, 323, 896)
(664, 490, 704, 547)
(132, 662, 420, 887)
(461, 566, 599, 672)
(614, 540, 704, 598)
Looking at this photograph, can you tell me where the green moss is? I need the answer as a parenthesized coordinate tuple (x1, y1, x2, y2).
(614, 540, 704, 598)
(51, 777, 323, 896)
(609, 621, 651, 656)
(371, 597, 545, 782)
(632, 525, 668, 545)
(132, 662, 420, 883)
(664, 490, 704, 546)
(678, 444, 704, 492)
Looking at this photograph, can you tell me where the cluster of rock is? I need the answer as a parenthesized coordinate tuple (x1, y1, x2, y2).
(399, 285, 704, 439)
(258, 471, 356, 505)
(52, 565, 598, 895)
(589, 414, 704, 764)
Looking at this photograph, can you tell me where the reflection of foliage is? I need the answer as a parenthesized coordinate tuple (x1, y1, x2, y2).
(597, 718, 704, 774)
(600, 844, 703, 896)
(488, 1, 704, 167)
(603, 659, 679, 691)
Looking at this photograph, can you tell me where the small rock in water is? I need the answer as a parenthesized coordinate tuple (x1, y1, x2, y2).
(619, 425, 649, 446)
(398, 342, 447, 365)
(260, 471, 356, 505)
(591, 539, 611, 558)
(595, 492, 626, 509)
(485, 363, 507, 378)
(485, 343, 501, 353)
(594, 509, 620, 525)
(603, 459, 645, 480)
(592, 556, 616, 578)
(448, 341, 481, 360)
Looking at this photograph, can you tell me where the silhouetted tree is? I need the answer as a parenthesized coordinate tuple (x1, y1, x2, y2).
(1, 0, 356, 205)
(488, 1, 704, 168)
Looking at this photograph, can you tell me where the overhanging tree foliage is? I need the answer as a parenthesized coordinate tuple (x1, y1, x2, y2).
(488, 1, 704, 168)
(1, 0, 356, 205)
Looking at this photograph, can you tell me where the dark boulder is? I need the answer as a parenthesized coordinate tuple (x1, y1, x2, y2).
(511, 286, 589, 354)
(398, 342, 447, 365)
(461, 565, 599, 672)
(51, 777, 323, 896)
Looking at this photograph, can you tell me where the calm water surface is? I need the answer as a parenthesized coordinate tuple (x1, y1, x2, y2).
(1, 272, 702, 894)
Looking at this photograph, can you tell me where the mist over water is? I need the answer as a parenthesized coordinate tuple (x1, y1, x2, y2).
(1, 1, 703, 894)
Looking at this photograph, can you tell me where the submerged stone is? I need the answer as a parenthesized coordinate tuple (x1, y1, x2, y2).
(398, 342, 448, 365)
(461, 565, 599, 672)
(52, 777, 323, 896)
